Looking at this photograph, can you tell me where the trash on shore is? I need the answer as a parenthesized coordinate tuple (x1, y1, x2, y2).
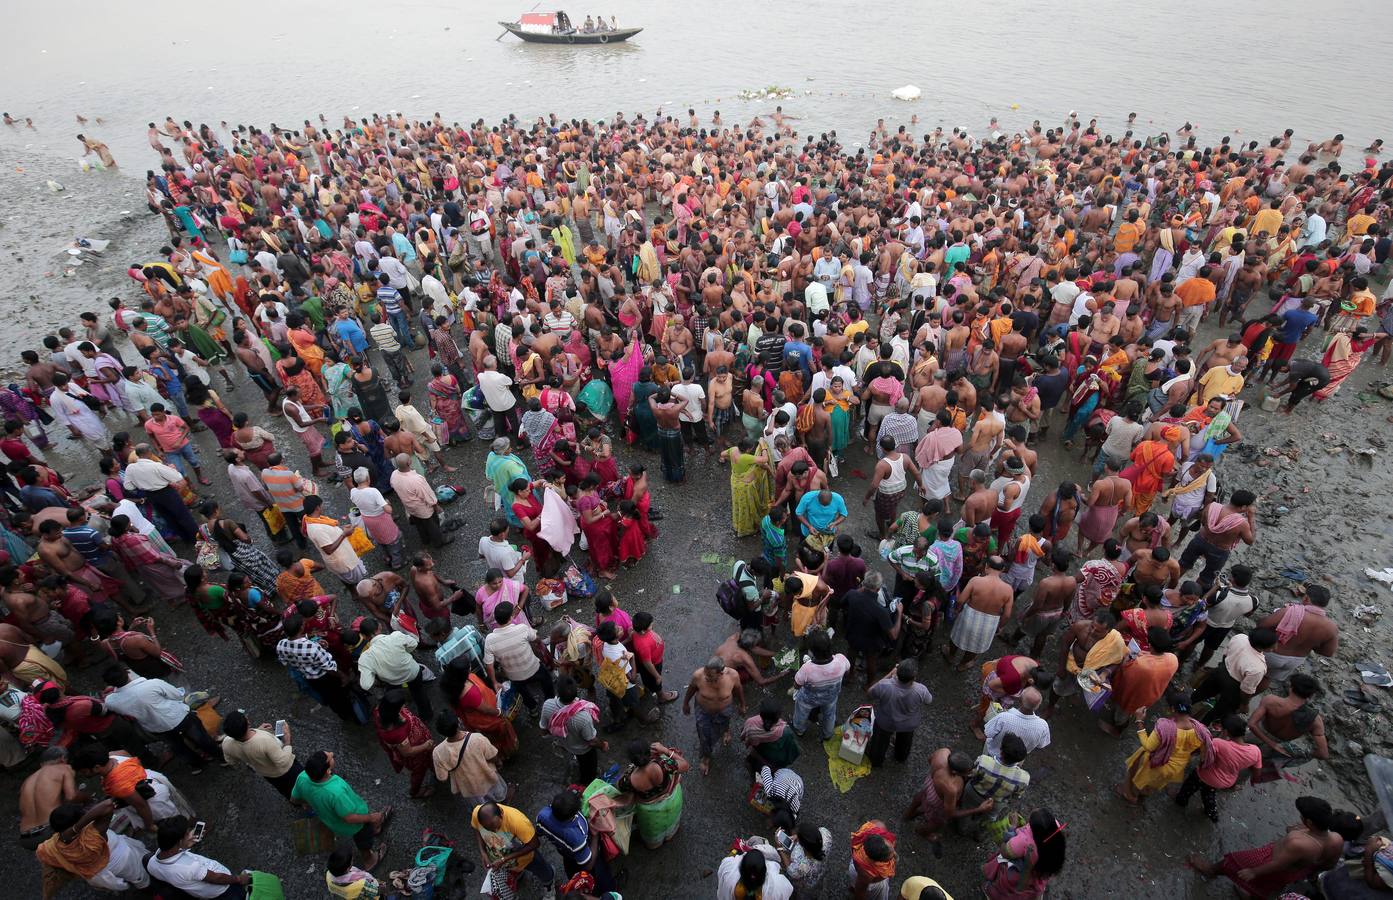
(891, 84, 922, 101)
(1364, 567, 1393, 590)
(45, 180, 65, 192)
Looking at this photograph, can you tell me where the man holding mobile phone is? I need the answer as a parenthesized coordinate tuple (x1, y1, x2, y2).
(146, 815, 257, 898)
(220, 711, 302, 801)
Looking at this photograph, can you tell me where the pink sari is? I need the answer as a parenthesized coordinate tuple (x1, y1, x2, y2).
(609, 341, 644, 417)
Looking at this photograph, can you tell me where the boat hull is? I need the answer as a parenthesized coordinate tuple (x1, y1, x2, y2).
(498, 23, 642, 43)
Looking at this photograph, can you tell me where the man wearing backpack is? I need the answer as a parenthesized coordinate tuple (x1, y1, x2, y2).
(718, 558, 772, 633)
(1187, 565, 1259, 670)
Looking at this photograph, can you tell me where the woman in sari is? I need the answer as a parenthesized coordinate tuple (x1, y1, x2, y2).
(580, 427, 619, 489)
(619, 739, 689, 850)
(509, 477, 554, 573)
(825, 376, 858, 459)
(519, 399, 561, 478)
(231, 413, 276, 469)
(286, 317, 326, 379)
(720, 438, 772, 537)
(109, 515, 186, 605)
(551, 438, 589, 488)
(575, 377, 614, 426)
(608, 340, 645, 423)
(539, 378, 576, 419)
(576, 473, 619, 579)
(373, 688, 436, 798)
(349, 356, 392, 423)
(184, 379, 235, 449)
(347, 413, 393, 487)
(441, 657, 517, 758)
(1181, 398, 1241, 460)
(1316, 326, 1386, 400)
(1060, 359, 1103, 447)
(1118, 692, 1213, 804)
(981, 807, 1067, 900)
(276, 356, 326, 418)
(1119, 429, 1181, 515)
(321, 350, 356, 421)
(426, 363, 471, 444)
(621, 464, 658, 539)
(200, 500, 280, 595)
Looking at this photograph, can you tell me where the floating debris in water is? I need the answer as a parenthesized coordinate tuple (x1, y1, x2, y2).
(737, 85, 795, 101)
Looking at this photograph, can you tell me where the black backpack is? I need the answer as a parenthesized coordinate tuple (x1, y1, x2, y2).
(717, 563, 753, 620)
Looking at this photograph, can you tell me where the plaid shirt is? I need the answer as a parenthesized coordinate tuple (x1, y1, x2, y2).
(969, 753, 1031, 803)
(876, 412, 919, 455)
(112, 532, 165, 569)
(275, 636, 337, 679)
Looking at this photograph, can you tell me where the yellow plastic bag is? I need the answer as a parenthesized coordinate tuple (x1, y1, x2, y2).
(347, 527, 374, 556)
(597, 657, 630, 698)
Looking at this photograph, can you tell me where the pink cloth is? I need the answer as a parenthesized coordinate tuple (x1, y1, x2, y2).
(538, 486, 578, 555)
(1205, 503, 1247, 534)
(915, 426, 963, 468)
(1149, 716, 1215, 768)
(1274, 602, 1324, 647)
(869, 376, 905, 407)
(359, 510, 400, 546)
(547, 699, 600, 738)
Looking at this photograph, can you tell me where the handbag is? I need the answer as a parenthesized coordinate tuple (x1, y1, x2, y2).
(597, 657, 630, 698)
(194, 526, 222, 570)
(260, 505, 287, 536)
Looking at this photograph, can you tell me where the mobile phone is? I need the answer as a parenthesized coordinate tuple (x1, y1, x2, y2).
(273, 719, 287, 740)
(191, 821, 206, 842)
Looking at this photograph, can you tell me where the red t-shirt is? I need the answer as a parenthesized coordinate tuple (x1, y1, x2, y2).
(632, 630, 665, 667)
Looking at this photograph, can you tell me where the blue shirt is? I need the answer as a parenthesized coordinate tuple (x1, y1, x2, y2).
(19, 485, 66, 512)
(63, 525, 109, 564)
(795, 491, 847, 535)
(332, 319, 369, 354)
(376, 286, 404, 316)
(1278, 308, 1318, 344)
(783, 341, 813, 379)
(391, 232, 417, 264)
(536, 807, 592, 867)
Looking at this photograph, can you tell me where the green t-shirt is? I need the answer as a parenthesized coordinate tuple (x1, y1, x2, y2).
(291, 772, 369, 835)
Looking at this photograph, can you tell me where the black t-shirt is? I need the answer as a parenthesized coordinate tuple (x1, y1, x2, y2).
(1288, 359, 1331, 385)
(756, 333, 787, 369)
(1010, 310, 1040, 340)
(843, 588, 893, 650)
(1033, 370, 1070, 410)
(862, 360, 901, 383)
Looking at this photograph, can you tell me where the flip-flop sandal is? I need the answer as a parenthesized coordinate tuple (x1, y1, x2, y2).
(379, 804, 396, 829)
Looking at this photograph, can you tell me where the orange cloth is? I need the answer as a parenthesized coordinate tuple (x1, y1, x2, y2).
(850, 822, 897, 882)
(101, 756, 147, 798)
(1112, 652, 1178, 715)
(35, 825, 110, 878)
(1176, 278, 1216, 308)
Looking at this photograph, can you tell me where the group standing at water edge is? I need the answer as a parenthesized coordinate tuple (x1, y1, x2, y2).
(1, 103, 1390, 899)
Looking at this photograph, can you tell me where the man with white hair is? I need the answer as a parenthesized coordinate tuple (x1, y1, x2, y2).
(390, 454, 451, 548)
(349, 467, 405, 568)
(982, 686, 1052, 758)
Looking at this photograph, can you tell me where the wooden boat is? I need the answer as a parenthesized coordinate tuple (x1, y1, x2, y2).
(499, 11, 642, 44)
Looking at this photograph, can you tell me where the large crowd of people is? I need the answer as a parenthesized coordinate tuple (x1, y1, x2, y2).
(3, 105, 1391, 899)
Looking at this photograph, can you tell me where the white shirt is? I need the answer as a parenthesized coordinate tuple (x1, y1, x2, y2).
(145, 849, 233, 898)
(804, 281, 830, 315)
(378, 256, 409, 289)
(174, 349, 210, 385)
(103, 676, 188, 732)
(306, 521, 360, 575)
(716, 852, 793, 900)
(349, 486, 391, 518)
(983, 707, 1052, 757)
(811, 365, 857, 394)
(1069, 291, 1094, 327)
(1152, 339, 1178, 367)
(670, 382, 706, 423)
(358, 631, 423, 689)
(477, 370, 516, 411)
(478, 536, 525, 576)
(113, 498, 158, 537)
(123, 458, 184, 491)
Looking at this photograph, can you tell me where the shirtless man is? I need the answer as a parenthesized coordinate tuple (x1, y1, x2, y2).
(1078, 466, 1133, 556)
(714, 628, 786, 688)
(999, 424, 1037, 478)
(1148, 283, 1182, 339)
(409, 553, 466, 625)
(1247, 672, 1329, 767)
(901, 748, 990, 847)
(959, 470, 998, 529)
(956, 395, 1003, 499)
(1119, 511, 1170, 558)
(1014, 550, 1076, 658)
(1188, 796, 1343, 891)
(1128, 547, 1182, 590)
(703, 336, 735, 380)
(682, 656, 747, 775)
(1179, 490, 1257, 593)
(1087, 302, 1122, 354)
(1195, 334, 1245, 376)
(1256, 583, 1338, 685)
(706, 365, 736, 451)
(1045, 609, 1118, 716)
(18, 746, 83, 849)
(353, 570, 412, 629)
(943, 556, 1013, 671)
(910, 371, 949, 436)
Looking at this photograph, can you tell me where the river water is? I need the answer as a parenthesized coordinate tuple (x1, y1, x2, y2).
(1, 0, 1391, 367)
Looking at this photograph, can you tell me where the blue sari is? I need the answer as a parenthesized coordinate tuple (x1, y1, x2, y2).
(631, 381, 662, 450)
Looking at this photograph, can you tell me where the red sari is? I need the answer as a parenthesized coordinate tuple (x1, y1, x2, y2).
(617, 514, 647, 564)
(453, 674, 518, 757)
(511, 490, 554, 572)
(622, 475, 658, 539)
(372, 707, 435, 796)
(576, 493, 618, 574)
(1119, 439, 1177, 515)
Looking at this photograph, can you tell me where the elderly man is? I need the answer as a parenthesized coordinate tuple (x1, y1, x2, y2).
(982, 686, 1051, 758)
(875, 396, 919, 458)
(123, 442, 198, 542)
(477, 355, 519, 437)
(390, 453, 452, 548)
(356, 617, 433, 719)
(485, 437, 530, 525)
(393, 389, 452, 472)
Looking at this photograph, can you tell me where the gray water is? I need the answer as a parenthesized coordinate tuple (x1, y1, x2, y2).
(1, 0, 1391, 366)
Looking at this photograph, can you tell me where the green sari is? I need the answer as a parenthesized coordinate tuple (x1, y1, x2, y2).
(729, 450, 771, 537)
(631, 381, 662, 449)
(828, 401, 852, 454)
(622, 755, 685, 849)
(322, 362, 356, 419)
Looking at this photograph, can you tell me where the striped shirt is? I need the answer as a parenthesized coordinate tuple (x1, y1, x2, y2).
(375, 285, 404, 315)
(63, 525, 109, 565)
(368, 322, 401, 354)
(261, 467, 308, 513)
(757, 765, 804, 815)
